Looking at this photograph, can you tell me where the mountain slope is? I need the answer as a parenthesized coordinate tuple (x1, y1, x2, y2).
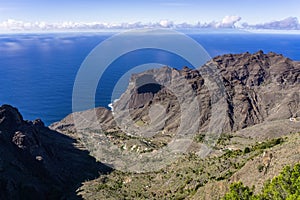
(113, 50, 300, 133)
(51, 51, 300, 199)
(0, 105, 112, 200)
(52, 51, 300, 156)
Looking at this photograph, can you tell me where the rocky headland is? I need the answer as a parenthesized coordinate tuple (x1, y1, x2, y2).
(1, 50, 300, 199)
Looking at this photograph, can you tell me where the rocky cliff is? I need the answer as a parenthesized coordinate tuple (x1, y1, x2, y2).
(53, 51, 300, 138)
(63, 51, 300, 199)
(212, 50, 300, 130)
(116, 50, 300, 133)
(0, 105, 111, 200)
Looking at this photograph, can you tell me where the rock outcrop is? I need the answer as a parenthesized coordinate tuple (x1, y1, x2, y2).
(49, 51, 300, 174)
(52, 51, 300, 146)
(0, 105, 112, 200)
(212, 51, 300, 131)
(110, 50, 300, 134)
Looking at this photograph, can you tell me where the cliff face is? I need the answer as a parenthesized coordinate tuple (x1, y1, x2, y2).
(0, 105, 111, 200)
(49, 51, 300, 174)
(108, 51, 300, 136)
(51, 51, 300, 156)
(213, 51, 300, 131)
(69, 51, 300, 199)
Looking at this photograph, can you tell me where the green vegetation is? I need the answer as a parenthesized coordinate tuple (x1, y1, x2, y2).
(135, 119, 146, 127)
(217, 133, 234, 145)
(252, 137, 284, 151)
(257, 164, 264, 173)
(222, 163, 300, 200)
(243, 147, 251, 154)
(193, 133, 234, 145)
(194, 134, 205, 143)
(241, 137, 284, 155)
(78, 132, 298, 200)
(222, 182, 254, 200)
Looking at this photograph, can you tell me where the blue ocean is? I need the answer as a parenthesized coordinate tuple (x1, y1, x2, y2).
(1, 32, 300, 125)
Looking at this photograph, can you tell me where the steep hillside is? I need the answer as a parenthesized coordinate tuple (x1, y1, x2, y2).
(77, 132, 299, 199)
(52, 51, 300, 162)
(112, 50, 300, 133)
(0, 105, 111, 200)
(50, 51, 300, 199)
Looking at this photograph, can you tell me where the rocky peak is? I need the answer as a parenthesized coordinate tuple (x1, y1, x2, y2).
(213, 50, 300, 87)
(52, 51, 300, 158)
(111, 51, 300, 134)
(49, 51, 300, 184)
(0, 104, 111, 199)
(0, 105, 23, 131)
(0, 105, 42, 151)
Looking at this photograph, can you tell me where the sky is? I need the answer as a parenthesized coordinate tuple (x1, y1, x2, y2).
(0, 0, 300, 31)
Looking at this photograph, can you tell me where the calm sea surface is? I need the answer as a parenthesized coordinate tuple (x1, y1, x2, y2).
(1, 32, 300, 125)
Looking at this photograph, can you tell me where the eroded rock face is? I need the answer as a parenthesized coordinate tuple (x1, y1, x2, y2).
(212, 51, 300, 131)
(110, 51, 299, 134)
(47, 51, 300, 176)
(12, 131, 28, 149)
(52, 51, 300, 148)
(0, 105, 111, 200)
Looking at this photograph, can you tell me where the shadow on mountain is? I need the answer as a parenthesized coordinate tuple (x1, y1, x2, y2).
(0, 104, 113, 200)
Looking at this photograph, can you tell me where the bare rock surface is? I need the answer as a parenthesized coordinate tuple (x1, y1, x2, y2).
(53, 51, 300, 139)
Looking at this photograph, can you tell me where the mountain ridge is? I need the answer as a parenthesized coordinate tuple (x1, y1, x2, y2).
(53, 50, 300, 136)
(1, 50, 300, 199)
(0, 104, 112, 200)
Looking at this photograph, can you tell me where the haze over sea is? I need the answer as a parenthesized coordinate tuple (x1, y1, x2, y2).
(1, 32, 300, 125)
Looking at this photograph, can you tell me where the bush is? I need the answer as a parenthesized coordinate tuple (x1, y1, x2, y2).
(244, 147, 251, 154)
(194, 134, 205, 143)
(253, 137, 284, 150)
(259, 163, 300, 199)
(222, 182, 254, 200)
(257, 164, 264, 173)
(222, 163, 300, 200)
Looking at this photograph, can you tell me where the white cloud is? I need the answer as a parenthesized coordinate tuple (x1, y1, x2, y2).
(0, 19, 24, 31)
(243, 17, 300, 30)
(159, 20, 174, 28)
(0, 16, 299, 32)
(219, 15, 241, 28)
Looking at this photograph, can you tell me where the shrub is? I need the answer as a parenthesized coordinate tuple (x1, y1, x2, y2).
(259, 163, 300, 199)
(222, 182, 254, 200)
(253, 137, 284, 151)
(244, 147, 251, 154)
(194, 134, 205, 143)
(222, 163, 300, 200)
(257, 164, 264, 173)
